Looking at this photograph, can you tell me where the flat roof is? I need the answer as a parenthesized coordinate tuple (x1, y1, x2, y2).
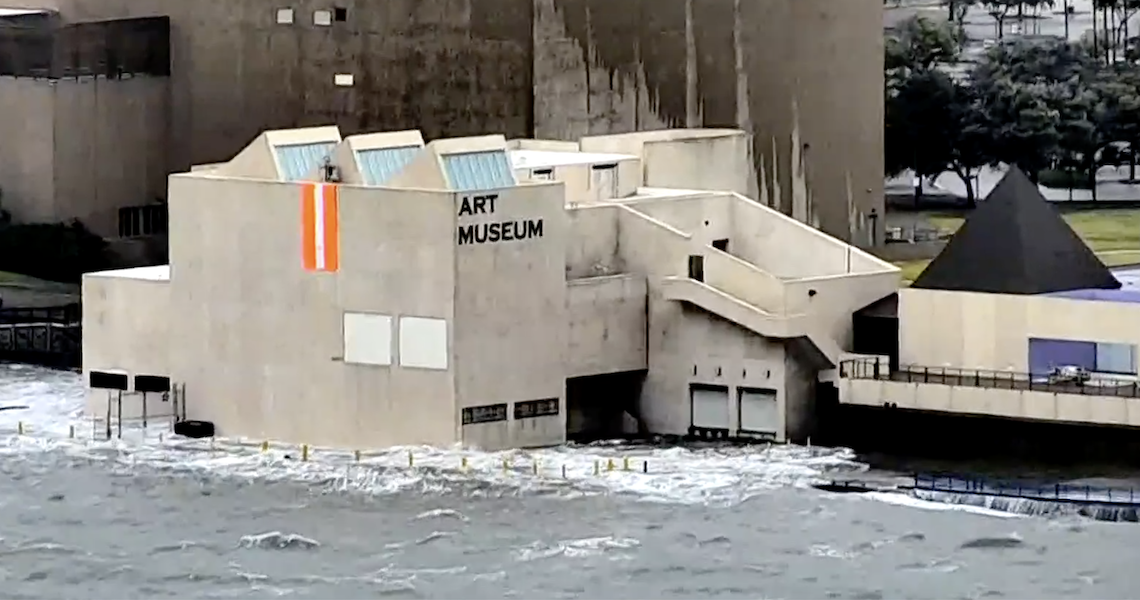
(509, 149, 635, 170)
(1111, 265, 1140, 289)
(1041, 267, 1140, 303)
(86, 265, 170, 281)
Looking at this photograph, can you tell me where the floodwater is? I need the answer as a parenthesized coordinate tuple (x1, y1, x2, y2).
(1, 364, 1139, 599)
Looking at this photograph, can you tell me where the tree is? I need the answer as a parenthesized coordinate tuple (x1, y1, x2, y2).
(1100, 65, 1140, 180)
(886, 15, 963, 81)
(885, 16, 968, 204)
(982, 0, 1056, 39)
(886, 63, 993, 206)
(946, 84, 993, 206)
(886, 70, 960, 187)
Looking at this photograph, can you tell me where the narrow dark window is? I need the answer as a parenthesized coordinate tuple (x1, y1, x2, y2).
(688, 255, 705, 282)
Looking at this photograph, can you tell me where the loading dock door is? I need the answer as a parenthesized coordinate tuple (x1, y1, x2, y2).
(691, 385, 730, 430)
(738, 388, 779, 435)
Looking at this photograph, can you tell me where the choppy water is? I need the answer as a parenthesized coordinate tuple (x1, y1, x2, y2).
(2, 364, 1140, 599)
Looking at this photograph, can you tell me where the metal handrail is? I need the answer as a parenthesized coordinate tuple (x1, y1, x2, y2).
(839, 358, 1140, 399)
(912, 473, 1139, 504)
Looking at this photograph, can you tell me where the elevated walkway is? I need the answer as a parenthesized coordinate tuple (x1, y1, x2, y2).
(839, 357, 1140, 427)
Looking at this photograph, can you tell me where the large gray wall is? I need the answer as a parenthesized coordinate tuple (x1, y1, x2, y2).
(0, 75, 169, 237)
(46, 0, 881, 244)
(535, 0, 884, 244)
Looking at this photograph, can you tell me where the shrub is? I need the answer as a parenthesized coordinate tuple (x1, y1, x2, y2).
(1037, 168, 1094, 190)
(0, 220, 109, 283)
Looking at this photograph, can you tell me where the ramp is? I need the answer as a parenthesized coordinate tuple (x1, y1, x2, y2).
(660, 276, 840, 366)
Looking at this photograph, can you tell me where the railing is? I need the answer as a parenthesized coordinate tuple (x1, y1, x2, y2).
(0, 303, 79, 326)
(913, 473, 1140, 505)
(840, 357, 1140, 399)
(0, 303, 80, 368)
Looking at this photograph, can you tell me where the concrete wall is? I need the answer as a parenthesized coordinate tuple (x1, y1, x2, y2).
(899, 289, 1140, 373)
(535, 0, 883, 245)
(581, 130, 754, 199)
(49, 0, 879, 245)
(0, 75, 169, 236)
(614, 205, 793, 438)
(57, 0, 535, 173)
(566, 274, 648, 378)
(0, 77, 54, 223)
(842, 378, 1140, 428)
(166, 175, 457, 449)
(565, 204, 623, 278)
(81, 272, 171, 419)
(53, 76, 170, 235)
(452, 182, 568, 449)
(515, 157, 641, 204)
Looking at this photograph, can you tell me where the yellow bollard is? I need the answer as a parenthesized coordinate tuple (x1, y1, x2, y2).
(407, 450, 414, 468)
(622, 456, 630, 471)
(502, 458, 509, 473)
(17, 421, 23, 435)
(354, 449, 361, 462)
(461, 456, 469, 471)
(68, 424, 75, 439)
(260, 440, 269, 453)
(606, 458, 615, 472)
(301, 444, 309, 462)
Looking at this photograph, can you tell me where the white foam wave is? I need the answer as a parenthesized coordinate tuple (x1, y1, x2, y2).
(860, 491, 1023, 519)
(513, 535, 641, 562)
(238, 531, 321, 550)
(0, 365, 867, 506)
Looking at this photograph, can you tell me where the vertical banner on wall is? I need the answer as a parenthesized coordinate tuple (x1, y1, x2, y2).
(301, 182, 340, 272)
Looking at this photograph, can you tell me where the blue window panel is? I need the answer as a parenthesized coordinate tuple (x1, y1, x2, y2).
(274, 142, 337, 181)
(1095, 342, 1136, 375)
(441, 150, 516, 192)
(356, 146, 421, 186)
(1027, 338, 1096, 377)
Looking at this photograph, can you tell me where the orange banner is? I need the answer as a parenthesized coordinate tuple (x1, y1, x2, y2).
(301, 182, 340, 272)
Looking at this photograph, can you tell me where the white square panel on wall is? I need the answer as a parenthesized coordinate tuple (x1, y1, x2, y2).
(343, 312, 392, 366)
(399, 316, 448, 370)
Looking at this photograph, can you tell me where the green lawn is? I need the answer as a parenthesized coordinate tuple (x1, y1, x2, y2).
(896, 208, 1140, 284)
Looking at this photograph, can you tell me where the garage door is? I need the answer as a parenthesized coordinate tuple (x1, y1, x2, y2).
(691, 385, 730, 429)
(738, 388, 779, 435)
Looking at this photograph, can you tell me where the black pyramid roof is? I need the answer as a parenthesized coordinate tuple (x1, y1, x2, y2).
(910, 167, 1121, 295)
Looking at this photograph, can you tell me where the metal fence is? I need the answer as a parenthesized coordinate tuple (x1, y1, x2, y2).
(0, 303, 79, 326)
(0, 303, 80, 368)
(840, 357, 1140, 399)
(913, 473, 1140, 505)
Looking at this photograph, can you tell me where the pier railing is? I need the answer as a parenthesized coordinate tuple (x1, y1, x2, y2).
(0, 303, 79, 326)
(0, 303, 80, 368)
(913, 473, 1140, 505)
(840, 357, 1140, 399)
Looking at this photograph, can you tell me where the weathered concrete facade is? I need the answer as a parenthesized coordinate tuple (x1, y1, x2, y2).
(0, 13, 170, 237)
(82, 126, 898, 451)
(535, 0, 885, 244)
(17, 0, 881, 245)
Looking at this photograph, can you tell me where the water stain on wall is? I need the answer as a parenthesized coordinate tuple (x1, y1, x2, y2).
(551, 0, 738, 129)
